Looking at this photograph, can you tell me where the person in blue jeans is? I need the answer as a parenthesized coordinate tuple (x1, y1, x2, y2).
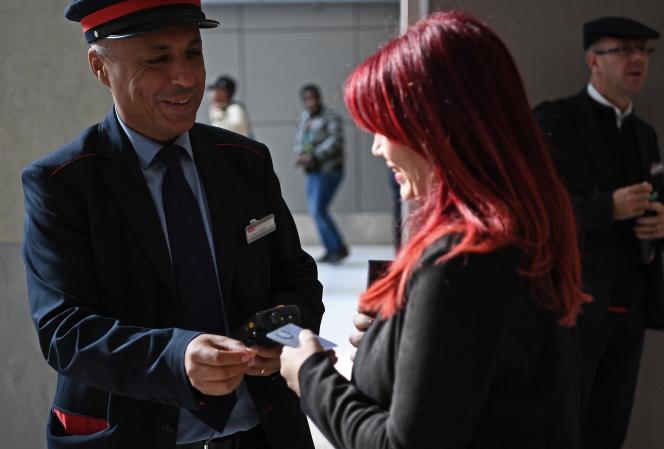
(294, 84, 349, 263)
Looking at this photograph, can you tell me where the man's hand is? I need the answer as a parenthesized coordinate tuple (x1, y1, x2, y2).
(247, 344, 283, 377)
(635, 201, 664, 239)
(294, 154, 314, 168)
(184, 334, 256, 396)
(613, 182, 652, 220)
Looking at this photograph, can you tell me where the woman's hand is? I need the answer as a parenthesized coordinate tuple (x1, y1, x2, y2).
(280, 329, 326, 397)
(349, 311, 374, 348)
(349, 311, 374, 361)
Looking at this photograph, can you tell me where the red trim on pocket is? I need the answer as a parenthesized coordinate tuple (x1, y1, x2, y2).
(607, 306, 628, 314)
(53, 407, 109, 435)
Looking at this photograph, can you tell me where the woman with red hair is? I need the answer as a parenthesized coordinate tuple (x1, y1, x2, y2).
(280, 11, 589, 448)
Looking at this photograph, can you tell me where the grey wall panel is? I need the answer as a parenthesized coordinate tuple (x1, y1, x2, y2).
(1, 0, 113, 243)
(204, 5, 240, 30)
(0, 243, 55, 448)
(358, 3, 401, 28)
(242, 4, 354, 29)
(356, 27, 396, 62)
(337, 123, 358, 212)
(243, 30, 354, 122)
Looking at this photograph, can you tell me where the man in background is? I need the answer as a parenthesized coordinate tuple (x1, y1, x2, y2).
(294, 84, 349, 264)
(535, 17, 662, 449)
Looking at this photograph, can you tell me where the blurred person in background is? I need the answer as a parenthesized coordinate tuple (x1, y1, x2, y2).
(208, 74, 253, 137)
(294, 84, 349, 264)
(279, 11, 590, 449)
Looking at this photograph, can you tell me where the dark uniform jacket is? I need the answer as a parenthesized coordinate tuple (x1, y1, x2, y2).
(22, 110, 324, 449)
(298, 238, 581, 449)
(535, 89, 664, 329)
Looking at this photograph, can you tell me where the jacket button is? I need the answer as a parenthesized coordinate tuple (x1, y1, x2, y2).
(161, 424, 175, 434)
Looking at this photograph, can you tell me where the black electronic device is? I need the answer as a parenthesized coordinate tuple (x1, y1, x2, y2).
(367, 260, 392, 288)
(233, 305, 301, 346)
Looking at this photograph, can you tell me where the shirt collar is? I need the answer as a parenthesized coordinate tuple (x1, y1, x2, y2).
(586, 83, 633, 129)
(115, 109, 194, 169)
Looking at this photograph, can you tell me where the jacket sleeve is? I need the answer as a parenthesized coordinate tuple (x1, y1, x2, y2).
(293, 115, 306, 155)
(534, 101, 614, 234)
(259, 146, 324, 332)
(21, 163, 202, 409)
(298, 253, 520, 449)
(313, 110, 344, 160)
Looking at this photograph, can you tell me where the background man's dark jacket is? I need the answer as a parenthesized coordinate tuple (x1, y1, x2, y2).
(534, 89, 664, 328)
(22, 110, 324, 449)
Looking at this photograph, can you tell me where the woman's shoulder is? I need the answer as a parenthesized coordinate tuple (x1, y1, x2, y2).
(417, 236, 520, 278)
(408, 237, 525, 302)
(406, 238, 530, 320)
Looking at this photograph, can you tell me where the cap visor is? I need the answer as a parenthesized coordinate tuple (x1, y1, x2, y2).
(106, 17, 219, 39)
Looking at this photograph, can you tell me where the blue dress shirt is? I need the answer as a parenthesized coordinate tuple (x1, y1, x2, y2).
(116, 112, 260, 443)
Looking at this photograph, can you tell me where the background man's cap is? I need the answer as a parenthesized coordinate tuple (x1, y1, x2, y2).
(65, 0, 219, 43)
(583, 17, 660, 49)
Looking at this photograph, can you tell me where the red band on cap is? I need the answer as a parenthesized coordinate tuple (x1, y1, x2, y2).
(81, 0, 201, 33)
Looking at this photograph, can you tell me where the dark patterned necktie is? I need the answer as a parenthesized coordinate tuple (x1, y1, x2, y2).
(158, 144, 236, 431)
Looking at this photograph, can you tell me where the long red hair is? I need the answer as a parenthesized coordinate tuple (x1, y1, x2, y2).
(345, 11, 590, 326)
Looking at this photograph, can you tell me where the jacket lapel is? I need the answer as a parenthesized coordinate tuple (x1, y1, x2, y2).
(95, 110, 177, 300)
(633, 117, 654, 180)
(189, 127, 241, 317)
(572, 90, 614, 189)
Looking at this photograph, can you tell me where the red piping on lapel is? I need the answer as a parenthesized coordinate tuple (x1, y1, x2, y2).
(216, 143, 265, 158)
(50, 154, 100, 177)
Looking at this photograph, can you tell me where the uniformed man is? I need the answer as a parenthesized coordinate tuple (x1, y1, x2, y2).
(21, 1, 323, 448)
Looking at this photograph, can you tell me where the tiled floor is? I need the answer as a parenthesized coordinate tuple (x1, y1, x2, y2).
(302, 244, 395, 449)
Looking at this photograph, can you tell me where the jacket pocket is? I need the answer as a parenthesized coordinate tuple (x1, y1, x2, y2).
(52, 407, 109, 436)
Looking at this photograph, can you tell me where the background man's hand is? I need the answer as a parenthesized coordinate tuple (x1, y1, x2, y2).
(635, 201, 664, 239)
(294, 154, 314, 168)
(184, 334, 256, 396)
(613, 182, 652, 220)
(247, 344, 282, 377)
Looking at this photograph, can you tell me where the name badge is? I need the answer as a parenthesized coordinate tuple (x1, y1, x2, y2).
(246, 214, 276, 244)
